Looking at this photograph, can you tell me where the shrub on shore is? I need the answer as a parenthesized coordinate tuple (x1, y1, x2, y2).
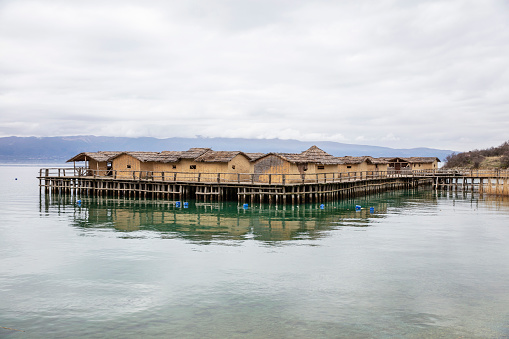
(444, 141, 509, 169)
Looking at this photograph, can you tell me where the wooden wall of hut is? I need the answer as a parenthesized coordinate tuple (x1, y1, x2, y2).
(253, 155, 295, 183)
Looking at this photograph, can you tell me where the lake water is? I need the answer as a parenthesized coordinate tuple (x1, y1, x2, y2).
(1, 165, 509, 338)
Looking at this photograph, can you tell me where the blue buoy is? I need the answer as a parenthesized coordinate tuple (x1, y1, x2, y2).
(15, 178, 17, 180)
(176, 201, 181, 208)
(320, 204, 325, 209)
(370, 207, 374, 213)
(183, 202, 189, 208)
(355, 205, 361, 211)
(77, 199, 81, 206)
(243, 203, 248, 209)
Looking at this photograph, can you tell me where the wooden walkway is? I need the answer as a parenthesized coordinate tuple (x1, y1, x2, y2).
(431, 169, 509, 195)
(38, 168, 509, 204)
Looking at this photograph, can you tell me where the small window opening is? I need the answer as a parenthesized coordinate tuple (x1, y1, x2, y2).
(190, 165, 196, 169)
(172, 165, 177, 169)
(318, 165, 325, 170)
(347, 165, 352, 169)
(232, 165, 236, 169)
(127, 164, 131, 169)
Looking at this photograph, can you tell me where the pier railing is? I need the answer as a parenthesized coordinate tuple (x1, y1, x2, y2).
(39, 168, 437, 184)
(38, 167, 509, 185)
(428, 168, 509, 177)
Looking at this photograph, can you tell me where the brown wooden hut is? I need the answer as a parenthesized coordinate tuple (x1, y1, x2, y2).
(381, 157, 411, 173)
(193, 150, 252, 181)
(337, 156, 376, 173)
(379, 157, 440, 173)
(252, 146, 344, 183)
(405, 157, 441, 170)
(110, 152, 166, 178)
(66, 151, 121, 176)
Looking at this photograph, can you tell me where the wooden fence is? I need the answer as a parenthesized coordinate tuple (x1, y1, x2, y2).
(38, 167, 457, 185)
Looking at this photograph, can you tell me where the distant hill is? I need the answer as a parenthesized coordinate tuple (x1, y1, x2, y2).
(443, 141, 509, 169)
(0, 135, 454, 163)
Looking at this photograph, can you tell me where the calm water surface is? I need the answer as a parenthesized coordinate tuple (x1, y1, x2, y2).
(1, 165, 509, 338)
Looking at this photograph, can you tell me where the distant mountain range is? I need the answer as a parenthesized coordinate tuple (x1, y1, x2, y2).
(0, 136, 454, 163)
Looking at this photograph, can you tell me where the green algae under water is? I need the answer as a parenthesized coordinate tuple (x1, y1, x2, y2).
(1, 165, 509, 338)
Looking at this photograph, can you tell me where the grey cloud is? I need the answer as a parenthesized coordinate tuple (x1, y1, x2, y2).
(0, 0, 508, 151)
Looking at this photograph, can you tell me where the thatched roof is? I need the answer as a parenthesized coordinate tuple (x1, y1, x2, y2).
(180, 148, 212, 159)
(195, 151, 248, 163)
(298, 146, 344, 164)
(370, 157, 389, 164)
(377, 157, 407, 163)
(338, 156, 375, 165)
(66, 151, 121, 162)
(109, 152, 163, 163)
(245, 153, 265, 161)
(160, 151, 183, 156)
(67, 148, 215, 164)
(275, 153, 310, 164)
(258, 146, 344, 165)
(376, 157, 440, 164)
(66, 147, 440, 167)
(404, 157, 441, 163)
(301, 145, 331, 157)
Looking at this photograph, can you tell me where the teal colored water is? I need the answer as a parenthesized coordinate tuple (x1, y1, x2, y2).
(1, 165, 509, 338)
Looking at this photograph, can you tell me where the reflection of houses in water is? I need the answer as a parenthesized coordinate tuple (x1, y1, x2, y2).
(435, 190, 509, 211)
(42, 194, 393, 242)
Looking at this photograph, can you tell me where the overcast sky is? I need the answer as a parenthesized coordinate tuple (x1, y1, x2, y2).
(1, 0, 508, 151)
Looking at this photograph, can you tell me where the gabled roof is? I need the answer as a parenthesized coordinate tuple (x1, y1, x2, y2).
(378, 157, 408, 163)
(256, 150, 345, 165)
(66, 147, 440, 167)
(159, 151, 184, 162)
(179, 148, 212, 159)
(376, 157, 440, 164)
(404, 157, 441, 163)
(195, 151, 249, 163)
(338, 156, 375, 165)
(253, 152, 302, 164)
(66, 151, 122, 163)
(245, 152, 266, 161)
(109, 152, 163, 163)
(370, 157, 389, 164)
